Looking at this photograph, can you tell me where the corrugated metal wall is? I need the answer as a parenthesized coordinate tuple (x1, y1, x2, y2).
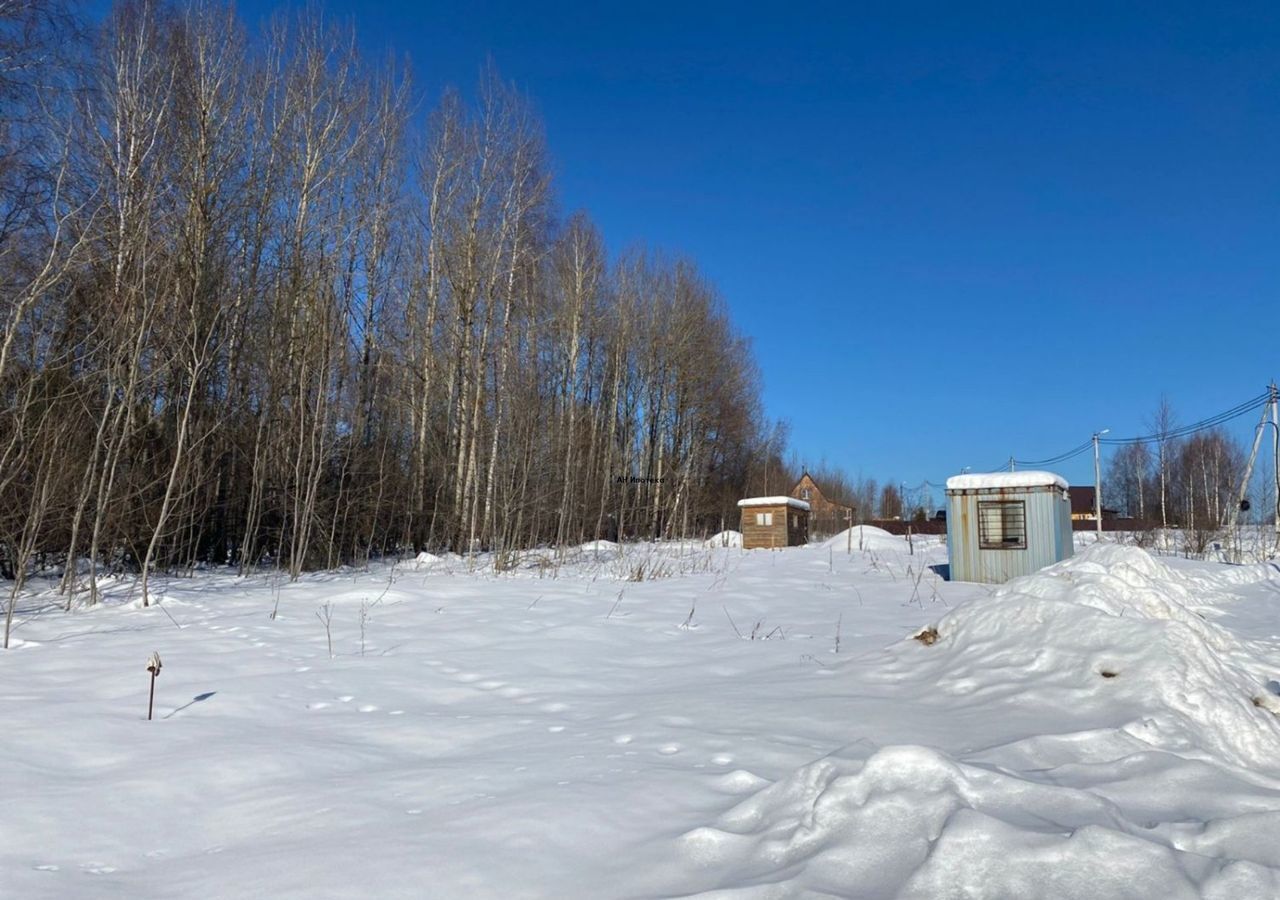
(946, 484, 1073, 584)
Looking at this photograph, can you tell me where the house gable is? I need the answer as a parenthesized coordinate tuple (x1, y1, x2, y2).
(790, 471, 851, 516)
(791, 472, 827, 508)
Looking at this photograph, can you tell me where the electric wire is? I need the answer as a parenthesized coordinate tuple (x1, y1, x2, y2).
(1000, 389, 1273, 471)
(905, 387, 1274, 501)
(1013, 440, 1094, 468)
(1098, 391, 1270, 445)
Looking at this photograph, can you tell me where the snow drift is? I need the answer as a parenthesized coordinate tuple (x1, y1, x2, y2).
(411, 551, 443, 569)
(704, 530, 743, 548)
(821, 525, 912, 554)
(681, 744, 1280, 899)
(676, 544, 1280, 898)
(909, 543, 1280, 772)
(577, 539, 620, 554)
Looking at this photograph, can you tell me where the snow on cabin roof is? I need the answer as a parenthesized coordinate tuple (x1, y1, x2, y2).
(737, 496, 811, 511)
(945, 471, 1069, 492)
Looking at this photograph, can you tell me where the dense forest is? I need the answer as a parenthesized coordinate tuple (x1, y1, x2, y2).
(0, 0, 791, 603)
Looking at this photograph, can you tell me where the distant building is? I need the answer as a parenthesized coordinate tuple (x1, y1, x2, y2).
(945, 471, 1073, 584)
(1068, 486, 1119, 521)
(790, 471, 853, 537)
(738, 496, 810, 549)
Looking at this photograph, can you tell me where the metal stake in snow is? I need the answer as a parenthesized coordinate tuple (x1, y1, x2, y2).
(146, 651, 162, 721)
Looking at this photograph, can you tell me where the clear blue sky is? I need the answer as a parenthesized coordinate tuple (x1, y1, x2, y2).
(245, 0, 1279, 491)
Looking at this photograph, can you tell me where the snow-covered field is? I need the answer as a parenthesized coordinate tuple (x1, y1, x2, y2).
(4, 530, 1280, 898)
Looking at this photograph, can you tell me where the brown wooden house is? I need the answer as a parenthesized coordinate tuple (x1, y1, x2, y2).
(1067, 486, 1119, 522)
(791, 471, 853, 537)
(737, 496, 810, 549)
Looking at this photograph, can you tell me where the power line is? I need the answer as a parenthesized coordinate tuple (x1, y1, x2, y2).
(1002, 389, 1272, 468)
(1014, 440, 1094, 468)
(1098, 391, 1270, 445)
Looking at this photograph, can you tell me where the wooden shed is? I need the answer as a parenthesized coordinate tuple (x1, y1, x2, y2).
(738, 496, 810, 549)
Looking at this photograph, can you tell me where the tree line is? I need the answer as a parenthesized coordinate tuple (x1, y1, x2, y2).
(1105, 398, 1252, 538)
(0, 0, 785, 615)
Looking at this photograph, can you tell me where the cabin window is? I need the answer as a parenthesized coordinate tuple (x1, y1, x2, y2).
(801, 488, 811, 500)
(755, 512, 773, 526)
(978, 500, 1026, 549)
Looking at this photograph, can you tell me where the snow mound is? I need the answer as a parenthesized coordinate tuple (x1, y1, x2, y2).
(411, 551, 443, 569)
(704, 530, 743, 548)
(821, 524, 905, 552)
(578, 540, 620, 554)
(908, 543, 1280, 772)
(681, 744, 1280, 898)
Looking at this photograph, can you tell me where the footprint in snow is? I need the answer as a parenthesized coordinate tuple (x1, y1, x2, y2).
(338, 695, 354, 703)
(81, 863, 117, 875)
(613, 734, 633, 745)
(358, 705, 378, 713)
(307, 702, 330, 710)
(711, 753, 734, 766)
(33, 865, 59, 872)
(658, 744, 681, 755)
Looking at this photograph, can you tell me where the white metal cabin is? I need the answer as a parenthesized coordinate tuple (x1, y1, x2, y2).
(945, 471, 1073, 584)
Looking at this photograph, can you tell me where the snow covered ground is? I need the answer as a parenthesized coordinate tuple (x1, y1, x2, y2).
(4, 532, 1280, 898)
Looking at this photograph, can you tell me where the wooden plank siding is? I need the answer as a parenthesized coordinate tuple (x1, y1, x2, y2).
(740, 504, 809, 549)
(791, 472, 852, 538)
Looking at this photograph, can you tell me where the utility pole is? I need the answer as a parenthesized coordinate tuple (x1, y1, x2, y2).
(1009, 457, 1015, 472)
(1226, 394, 1272, 563)
(1093, 429, 1110, 539)
(1270, 382, 1280, 554)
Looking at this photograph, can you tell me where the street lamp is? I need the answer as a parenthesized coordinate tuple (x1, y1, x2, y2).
(1093, 429, 1110, 538)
